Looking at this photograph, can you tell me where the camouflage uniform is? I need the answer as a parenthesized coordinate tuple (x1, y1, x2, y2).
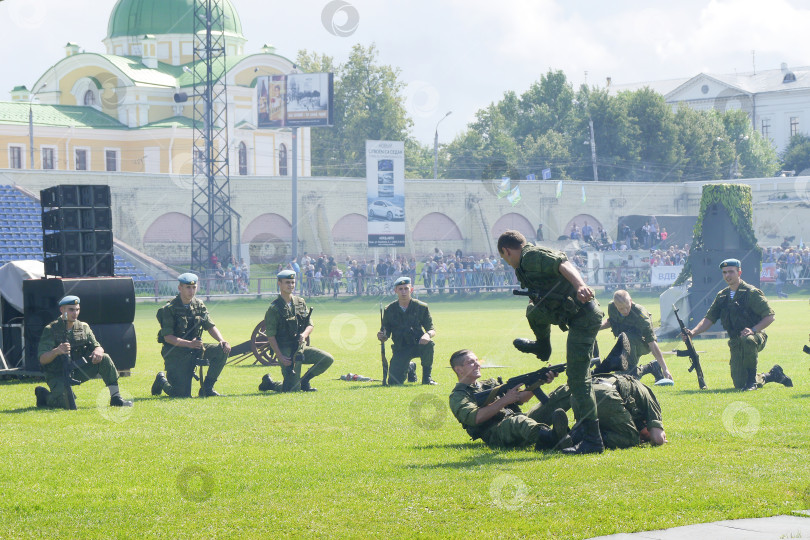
(704, 280, 774, 389)
(157, 295, 227, 397)
(528, 374, 664, 449)
(449, 381, 552, 448)
(606, 302, 657, 374)
(264, 295, 333, 392)
(514, 244, 603, 422)
(37, 318, 121, 409)
(381, 298, 435, 384)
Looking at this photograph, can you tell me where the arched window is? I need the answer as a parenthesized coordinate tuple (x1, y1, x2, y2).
(238, 142, 247, 175)
(279, 144, 288, 176)
(83, 90, 96, 106)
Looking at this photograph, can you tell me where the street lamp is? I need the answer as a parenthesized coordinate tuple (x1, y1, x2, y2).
(28, 83, 47, 169)
(718, 134, 749, 179)
(433, 111, 452, 180)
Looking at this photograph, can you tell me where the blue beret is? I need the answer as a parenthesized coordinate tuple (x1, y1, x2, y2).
(277, 270, 296, 280)
(719, 259, 741, 269)
(59, 295, 80, 306)
(178, 273, 198, 284)
(393, 276, 411, 286)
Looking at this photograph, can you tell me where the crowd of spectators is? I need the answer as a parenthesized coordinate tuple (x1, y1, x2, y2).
(210, 257, 250, 293)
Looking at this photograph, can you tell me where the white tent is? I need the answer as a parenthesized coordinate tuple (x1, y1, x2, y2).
(0, 260, 44, 313)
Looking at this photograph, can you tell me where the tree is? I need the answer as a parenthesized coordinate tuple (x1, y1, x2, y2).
(296, 44, 414, 177)
(779, 134, 810, 175)
(672, 106, 729, 181)
(722, 109, 778, 178)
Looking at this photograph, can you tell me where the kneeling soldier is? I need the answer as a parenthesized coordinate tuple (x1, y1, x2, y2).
(259, 270, 334, 392)
(377, 276, 437, 385)
(35, 295, 133, 409)
(152, 273, 230, 398)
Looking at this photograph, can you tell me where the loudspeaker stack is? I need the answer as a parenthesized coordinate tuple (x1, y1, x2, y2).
(41, 185, 114, 278)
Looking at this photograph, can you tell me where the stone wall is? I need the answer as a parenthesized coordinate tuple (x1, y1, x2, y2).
(4, 169, 809, 263)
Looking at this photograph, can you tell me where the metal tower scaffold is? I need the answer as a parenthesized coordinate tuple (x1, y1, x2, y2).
(191, 0, 232, 272)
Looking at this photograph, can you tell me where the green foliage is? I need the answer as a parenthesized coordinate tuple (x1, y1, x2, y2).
(445, 70, 780, 181)
(297, 44, 421, 178)
(674, 183, 760, 285)
(779, 133, 810, 174)
(1, 294, 808, 538)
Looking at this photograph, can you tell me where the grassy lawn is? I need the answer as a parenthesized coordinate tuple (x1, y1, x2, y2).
(1, 290, 808, 539)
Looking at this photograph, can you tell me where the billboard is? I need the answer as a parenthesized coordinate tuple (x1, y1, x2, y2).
(366, 140, 405, 247)
(256, 73, 334, 128)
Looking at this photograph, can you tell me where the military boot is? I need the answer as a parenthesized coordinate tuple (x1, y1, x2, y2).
(742, 368, 758, 391)
(407, 361, 418, 383)
(636, 361, 664, 381)
(35, 386, 50, 408)
(199, 385, 221, 397)
(512, 337, 552, 361)
(151, 372, 168, 396)
(561, 419, 604, 455)
(422, 367, 438, 385)
(803, 344, 810, 355)
(258, 374, 274, 392)
(110, 395, 134, 407)
(299, 375, 317, 392)
(762, 364, 793, 387)
(591, 333, 630, 375)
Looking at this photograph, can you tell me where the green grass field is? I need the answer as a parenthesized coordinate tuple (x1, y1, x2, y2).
(1, 291, 808, 539)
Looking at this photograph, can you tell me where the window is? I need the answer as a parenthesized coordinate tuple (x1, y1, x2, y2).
(9, 146, 23, 169)
(75, 149, 88, 171)
(279, 144, 288, 176)
(761, 118, 771, 139)
(105, 149, 119, 172)
(42, 147, 55, 170)
(238, 142, 247, 175)
(83, 90, 96, 106)
(790, 116, 800, 137)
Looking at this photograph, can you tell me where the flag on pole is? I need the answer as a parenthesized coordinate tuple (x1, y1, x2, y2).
(497, 177, 511, 199)
(507, 186, 522, 206)
(581, 185, 587, 203)
(556, 180, 563, 199)
(542, 168, 552, 180)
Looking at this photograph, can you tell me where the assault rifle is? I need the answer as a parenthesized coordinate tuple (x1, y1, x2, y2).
(291, 307, 313, 372)
(472, 363, 566, 407)
(58, 350, 91, 410)
(183, 316, 208, 384)
(379, 303, 388, 386)
(672, 306, 708, 389)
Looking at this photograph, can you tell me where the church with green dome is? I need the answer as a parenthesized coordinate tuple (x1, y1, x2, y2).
(1, 0, 309, 177)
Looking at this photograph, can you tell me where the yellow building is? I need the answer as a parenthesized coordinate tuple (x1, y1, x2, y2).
(1, 0, 310, 177)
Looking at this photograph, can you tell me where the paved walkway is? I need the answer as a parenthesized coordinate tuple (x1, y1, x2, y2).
(589, 513, 810, 539)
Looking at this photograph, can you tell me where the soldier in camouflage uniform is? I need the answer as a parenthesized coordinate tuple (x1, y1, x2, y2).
(600, 290, 673, 381)
(259, 270, 334, 393)
(527, 374, 667, 449)
(152, 273, 231, 398)
(448, 349, 566, 450)
(377, 276, 437, 385)
(34, 295, 133, 409)
(685, 259, 792, 391)
(498, 230, 604, 455)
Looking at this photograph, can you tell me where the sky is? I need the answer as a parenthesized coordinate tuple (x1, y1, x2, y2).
(3, 0, 810, 145)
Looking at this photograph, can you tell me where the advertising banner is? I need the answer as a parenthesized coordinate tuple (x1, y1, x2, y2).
(366, 140, 405, 247)
(255, 73, 334, 128)
(760, 262, 776, 282)
(650, 265, 684, 287)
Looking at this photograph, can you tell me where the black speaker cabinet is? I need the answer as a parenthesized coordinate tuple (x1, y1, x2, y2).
(43, 231, 113, 254)
(22, 277, 136, 371)
(45, 253, 114, 278)
(41, 185, 110, 208)
(92, 323, 137, 370)
(42, 208, 112, 231)
(701, 203, 743, 251)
